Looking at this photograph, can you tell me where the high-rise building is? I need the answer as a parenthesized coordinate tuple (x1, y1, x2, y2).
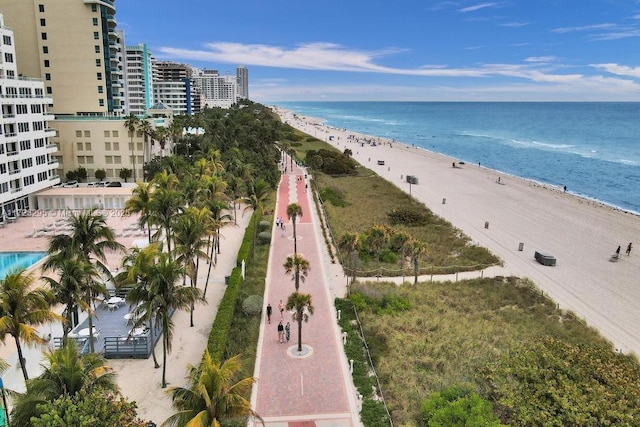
(236, 66, 249, 100)
(191, 68, 238, 109)
(0, 0, 125, 116)
(0, 13, 59, 219)
(124, 42, 154, 116)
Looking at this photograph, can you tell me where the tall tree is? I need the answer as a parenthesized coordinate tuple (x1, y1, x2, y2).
(174, 207, 212, 327)
(163, 352, 262, 427)
(286, 203, 303, 256)
(365, 225, 389, 270)
(124, 181, 155, 243)
(138, 119, 154, 164)
(286, 292, 314, 353)
(124, 113, 140, 182)
(0, 271, 63, 382)
(10, 340, 116, 426)
(149, 171, 182, 253)
(48, 209, 124, 351)
(410, 241, 427, 285)
(148, 253, 204, 388)
(41, 254, 100, 339)
(338, 232, 361, 287)
(242, 178, 271, 257)
(283, 254, 310, 292)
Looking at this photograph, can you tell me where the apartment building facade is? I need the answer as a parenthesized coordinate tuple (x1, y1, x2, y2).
(0, 13, 58, 219)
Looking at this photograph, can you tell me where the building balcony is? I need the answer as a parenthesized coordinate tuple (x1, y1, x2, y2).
(8, 169, 20, 175)
(44, 128, 56, 136)
(46, 143, 58, 150)
(43, 113, 55, 121)
(4, 132, 18, 140)
(47, 159, 59, 167)
(49, 175, 60, 181)
(6, 150, 18, 157)
(10, 186, 22, 194)
(2, 112, 15, 118)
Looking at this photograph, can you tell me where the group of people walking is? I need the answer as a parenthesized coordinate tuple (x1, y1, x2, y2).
(615, 242, 633, 257)
(266, 302, 291, 343)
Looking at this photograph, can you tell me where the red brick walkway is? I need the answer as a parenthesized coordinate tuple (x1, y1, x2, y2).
(250, 157, 359, 426)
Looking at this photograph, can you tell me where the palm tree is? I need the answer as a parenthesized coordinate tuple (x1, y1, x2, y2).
(392, 232, 412, 282)
(365, 225, 389, 271)
(148, 253, 204, 388)
(283, 254, 310, 292)
(10, 340, 116, 426)
(174, 207, 212, 327)
(138, 119, 154, 164)
(338, 232, 361, 287)
(124, 113, 140, 182)
(149, 172, 182, 253)
(242, 178, 271, 257)
(124, 181, 155, 243)
(48, 209, 124, 351)
(0, 270, 64, 381)
(287, 203, 303, 256)
(154, 126, 170, 157)
(163, 351, 262, 427)
(410, 241, 428, 285)
(118, 243, 162, 369)
(41, 254, 101, 339)
(286, 292, 314, 353)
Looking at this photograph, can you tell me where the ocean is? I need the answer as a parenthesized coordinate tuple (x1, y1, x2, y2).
(276, 102, 640, 214)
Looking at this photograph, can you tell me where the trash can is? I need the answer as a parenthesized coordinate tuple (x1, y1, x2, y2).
(224, 275, 230, 285)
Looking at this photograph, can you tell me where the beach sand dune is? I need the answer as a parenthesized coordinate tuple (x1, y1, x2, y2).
(277, 107, 640, 357)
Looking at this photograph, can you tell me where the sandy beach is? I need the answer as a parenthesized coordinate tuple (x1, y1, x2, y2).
(276, 107, 640, 357)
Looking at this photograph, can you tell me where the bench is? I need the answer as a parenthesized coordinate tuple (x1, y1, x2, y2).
(534, 251, 556, 266)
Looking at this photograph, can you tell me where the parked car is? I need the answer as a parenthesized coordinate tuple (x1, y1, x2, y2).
(87, 182, 98, 187)
(96, 181, 109, 187)
(63, 180, 79, 188)
(106, 181, 122, 187)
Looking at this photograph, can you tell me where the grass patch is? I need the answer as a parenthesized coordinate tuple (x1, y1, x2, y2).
(349, 277, 611, 425)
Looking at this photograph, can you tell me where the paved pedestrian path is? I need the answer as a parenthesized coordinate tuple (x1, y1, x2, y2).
(250, 159, 360, 426)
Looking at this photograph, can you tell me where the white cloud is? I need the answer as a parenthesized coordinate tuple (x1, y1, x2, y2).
(459, 2, 499, 13)
(501, 21, 530, 27)
(552, 23, 617, 33)
(524, 56, 557, 63)
(592, 63, 640, 78)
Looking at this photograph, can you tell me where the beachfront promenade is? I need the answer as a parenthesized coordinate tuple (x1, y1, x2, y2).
(250, 159, 360, 426)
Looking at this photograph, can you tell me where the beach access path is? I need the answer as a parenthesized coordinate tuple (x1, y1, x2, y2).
(249, 156, 360, 426)
(278, 108, 640, 358)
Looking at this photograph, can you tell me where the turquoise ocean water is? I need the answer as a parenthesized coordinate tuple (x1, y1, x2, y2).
(276, 102, 640, 214)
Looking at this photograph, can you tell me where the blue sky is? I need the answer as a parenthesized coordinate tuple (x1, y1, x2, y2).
(116, 1, 640, 102)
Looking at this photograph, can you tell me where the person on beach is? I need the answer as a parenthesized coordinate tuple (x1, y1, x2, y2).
(626, 243, 632, 255)
(616, 245, 621, 256)
(279, 299, 284, 319)
(281, 225, 286, 238)
(285, 322, 291, 343)
(564, 185, 567, 193)
(266, 303, 272, 324)
(277, 321, 284, 343)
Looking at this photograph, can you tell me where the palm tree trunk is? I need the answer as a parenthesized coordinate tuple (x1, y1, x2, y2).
(88, 313, 95, 353)
(15, 336, 29, 381)
(293, 221, 297, 255)
(149, 322, 160, 369)
(162, 335, 168, 388)
(297, 314, 303, 352)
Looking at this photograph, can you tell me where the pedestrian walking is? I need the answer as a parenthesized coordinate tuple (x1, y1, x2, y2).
(266, 303, 272, 324)
(626, 242, 633, 255)
(277, 321, 284, 343)
(285, 322, 291, 343)
(278, 299, 284, 320)
(281, 225, 286, 238)
(616, 245, 621, 256)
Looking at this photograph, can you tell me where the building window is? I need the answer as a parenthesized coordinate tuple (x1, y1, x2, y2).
(113, 142, 120, 150)
(86, 156, 94, 164)
(96, 59, 101, 67)
(3, 35, 11, 45)
(84, 131, 90, 137)
(93, 32, 99, 40)
(39, 4, 45, 12)
(42, 46, 48, 54)
(41, 32, 47, 40)
(105, 142, 111, 151)
(85, 142, 92, 151)
(46, 87, 52, 94)
(97, 72, 102, 81)
(104, 130, 111, 137)
(6, 70, 14, 78)
(92, 17, 98, 26)
(16, 105, 27, 114)
(75, 130, 82, 138)
(18, 123, 29, 132)
(95, 45, 100, 53)
(91, 4, 97, 12)
(78, 156, 85, 164)
(44, 59, 50, 68)
(40, 19, 46, 26)
(112, 131, 119, 138)
(77, 142, 83, 151)
(114, 156, 121, 164)
(4, 53, 13, 63)
(45, 73, 51, 80)
(99, 99, 104, 107)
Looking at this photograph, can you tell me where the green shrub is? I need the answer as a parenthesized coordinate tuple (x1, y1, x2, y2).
(320, 185, 348, 207)
(257, 231, 271, 244)
(258, 220, 270, 230)
(386, 208, 432, 226)
(421, 385, 503, 427)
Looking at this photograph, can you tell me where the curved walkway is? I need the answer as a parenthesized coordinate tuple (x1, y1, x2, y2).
(250, 157, 360, 426)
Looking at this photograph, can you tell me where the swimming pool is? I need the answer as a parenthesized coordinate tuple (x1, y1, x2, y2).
(0, 252, 47, 280)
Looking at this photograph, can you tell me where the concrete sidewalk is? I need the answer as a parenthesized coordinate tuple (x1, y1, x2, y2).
(250, 157, 361, 426)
